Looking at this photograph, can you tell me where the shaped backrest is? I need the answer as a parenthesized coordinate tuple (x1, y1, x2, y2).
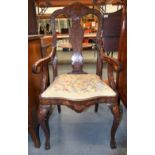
(50, 2, 103, 73)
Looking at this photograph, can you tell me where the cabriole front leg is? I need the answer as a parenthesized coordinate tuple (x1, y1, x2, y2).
(109, 103, 122, 149)
(38, 105, 50, 150)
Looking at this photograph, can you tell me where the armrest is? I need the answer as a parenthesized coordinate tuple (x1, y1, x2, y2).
(32, 47, 56, 74)
(101, 54, 122, 72)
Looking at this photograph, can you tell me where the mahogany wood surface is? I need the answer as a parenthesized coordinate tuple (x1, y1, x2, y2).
(28, 35, 42, 148)
(35, 0, 124, 7)
(33, 2, 123, 150)
(117, 1, 127, 107)
(40, 36, 53, 57)
(28, 0, 38, 35)
(28, 35, 53, 147)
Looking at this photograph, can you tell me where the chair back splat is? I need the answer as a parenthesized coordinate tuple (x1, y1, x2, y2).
(50, 2, 103, 74)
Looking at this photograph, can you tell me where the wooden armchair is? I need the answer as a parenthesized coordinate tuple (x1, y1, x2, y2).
(32, 2, 122, 150)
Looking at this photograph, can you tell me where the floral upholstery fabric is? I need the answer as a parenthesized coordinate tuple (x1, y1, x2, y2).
(41, 74, 116, 101)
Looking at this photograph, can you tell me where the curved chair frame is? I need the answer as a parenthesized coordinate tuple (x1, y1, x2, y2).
(32, 2, 122, 150)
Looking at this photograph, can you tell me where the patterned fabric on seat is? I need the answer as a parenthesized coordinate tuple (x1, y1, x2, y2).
(41, 74, 116, 101)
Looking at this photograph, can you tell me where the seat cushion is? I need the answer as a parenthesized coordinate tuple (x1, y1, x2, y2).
(41, 74, 116, 101)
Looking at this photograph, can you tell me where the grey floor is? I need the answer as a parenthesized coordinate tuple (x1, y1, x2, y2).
(28, 50, 127, 155)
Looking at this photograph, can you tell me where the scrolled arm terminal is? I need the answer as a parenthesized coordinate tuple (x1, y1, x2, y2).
(101, 53, 122, 72)
(32, 47, 56, 74)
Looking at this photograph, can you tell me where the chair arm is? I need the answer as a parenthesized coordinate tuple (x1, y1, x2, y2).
(32, 47, 56, 74)
(101, 54, 122, 72)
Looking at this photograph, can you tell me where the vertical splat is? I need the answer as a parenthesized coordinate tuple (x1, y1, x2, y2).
(69, 19, 83, 53)
(69, 18, 85, 73)
(50, 2, 103, 74)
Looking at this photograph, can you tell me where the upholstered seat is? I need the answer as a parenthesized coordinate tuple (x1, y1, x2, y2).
(41, 74, 116, 101)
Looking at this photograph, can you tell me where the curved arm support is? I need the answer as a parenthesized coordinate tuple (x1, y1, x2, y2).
(32, 47, 56, 74)
(101, 53, 122, 73)
(51, 56, 58, 81)
(107, 63, 117, 91)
